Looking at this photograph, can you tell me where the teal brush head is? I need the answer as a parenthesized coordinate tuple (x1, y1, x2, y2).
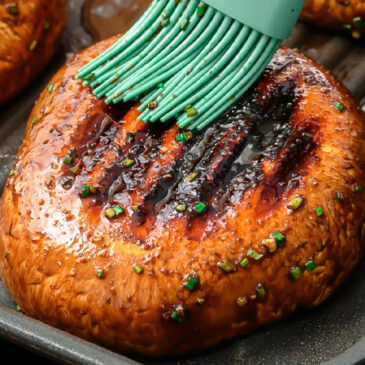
(77, 0, 305, 130)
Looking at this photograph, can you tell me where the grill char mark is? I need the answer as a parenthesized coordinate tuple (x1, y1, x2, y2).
(63, 56, 320, 242)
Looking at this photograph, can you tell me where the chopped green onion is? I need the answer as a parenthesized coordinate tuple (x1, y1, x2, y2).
(9, 169, 15, 177)
(354, 186, 360, 192)
(305, 260, 316, 272)
(157, 82, 164, 89)
(336, 192, 344, 200)
(186, 107, 198, 117)
(290, 266, 302, 281)
(287, 196, 303, 210)
(272, 232, 285, 247)
(315, 206, 324, 216)
(335, 102, 344, 111)
(176, 204, 186, 212)
(353, 16, 363, 27)
(185, 172, 198, 182)
(240, 258, 249, 268)
(161, 18, 170, 27)
(95, 268, 105, 278)
(44, 21, 51, 30)
(197, 3, 206, 17)
(5, 3, 18, 14)
(122, 158, 135, 167)
(237, 296, 248, 307)
(29, 40, 37, 51)
(31, 118, 38, 126)
(105, 205, 124, 219)
(262, 238, 277, 253)
(48, 84, 54, 92)
(194, 202, 207, 214)
(218, 260, 236, 273)
(171, 311, 185, 323)
(176, 132, 193, 142)
(185, 276, 198, 291)
(16, 304, 22, 312)
(81, 185, 96, 198)
(343, 24, 352, 29)
(248, 249, 264, 261)
(256, 283, 266, 299)
(64, 156, 73, 165)
(70, 165, 81, 175)
(134, 265, 143, 274)
(181, 18, 190, 30)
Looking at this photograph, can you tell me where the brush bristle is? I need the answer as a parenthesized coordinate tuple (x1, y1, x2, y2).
(77, 0, 280, 130)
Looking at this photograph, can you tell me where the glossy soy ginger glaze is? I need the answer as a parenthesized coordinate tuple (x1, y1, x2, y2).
(1, 37, 365, 356)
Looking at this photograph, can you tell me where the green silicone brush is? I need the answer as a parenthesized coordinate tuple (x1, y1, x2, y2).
(78, 0, 305, 130)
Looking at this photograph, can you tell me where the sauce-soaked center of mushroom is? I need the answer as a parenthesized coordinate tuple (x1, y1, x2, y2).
(61, 58, 318, 241)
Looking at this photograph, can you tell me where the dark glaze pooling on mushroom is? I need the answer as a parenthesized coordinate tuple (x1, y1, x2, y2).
(60, 58, 317, 243)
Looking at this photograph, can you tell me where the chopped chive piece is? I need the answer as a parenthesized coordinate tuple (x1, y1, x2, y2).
(113, 205, 124, 215)
(171, 311, 185, 323)
(70, 165, 81, 175)
(105, 205, 124, 219)
(81, 185, 96, 198)
(48, 84, 54, 92)
(31, 118, 38, 126)
(161, 18, 170, 27)
(256, 283, 266, 299)
(354, 186, 360, 192)
(197, 3, 206, 17)
(185, 172, 198, 182)
(122, 158, 135, 167)
(335, 102, 344, 111)
(218, 260, 236, 273)
(157, 82, 164, 88)
(305, 260, 316, 272)
(185, 277, 198, 291)
(29, 40, 37, 51)
(343, 24, 352, 29)
(352, 30, 361, 39)
(353, 16, 363, 27)
(240, 258, 249, 268)
(194, 202, 207, 214)
(176, 204, 186, 212)
(134, 265, 143, 274)
(290, 266, 302, 281)
(176, 131, 193, 142)
(186, 107, 198, 117)
(315, 206, 324, 216)
(5, 3, 18, 14)
(64, 156, 72, 165)
(105, 208, 116, 219)
(44, 21, 51, 30)
(95, 268, 105, 278)
(272, 232, 285, 247)
(16, 304, 22, 312)
(248, 249, 264, 261)
(287, 196, 303, 210)
(237, 296, 248, 307)
(336, 192, 344, 200)
(9, 169, 15, 177)
(181, 18, 190, 30)
(262, 238, 277, 253)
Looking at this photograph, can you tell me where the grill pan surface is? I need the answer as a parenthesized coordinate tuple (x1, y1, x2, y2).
(0, 1, 364, 364)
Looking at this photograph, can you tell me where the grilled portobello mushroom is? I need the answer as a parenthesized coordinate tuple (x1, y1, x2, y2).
(0, 0, 66, 105)
(0, 37, 364, 356)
